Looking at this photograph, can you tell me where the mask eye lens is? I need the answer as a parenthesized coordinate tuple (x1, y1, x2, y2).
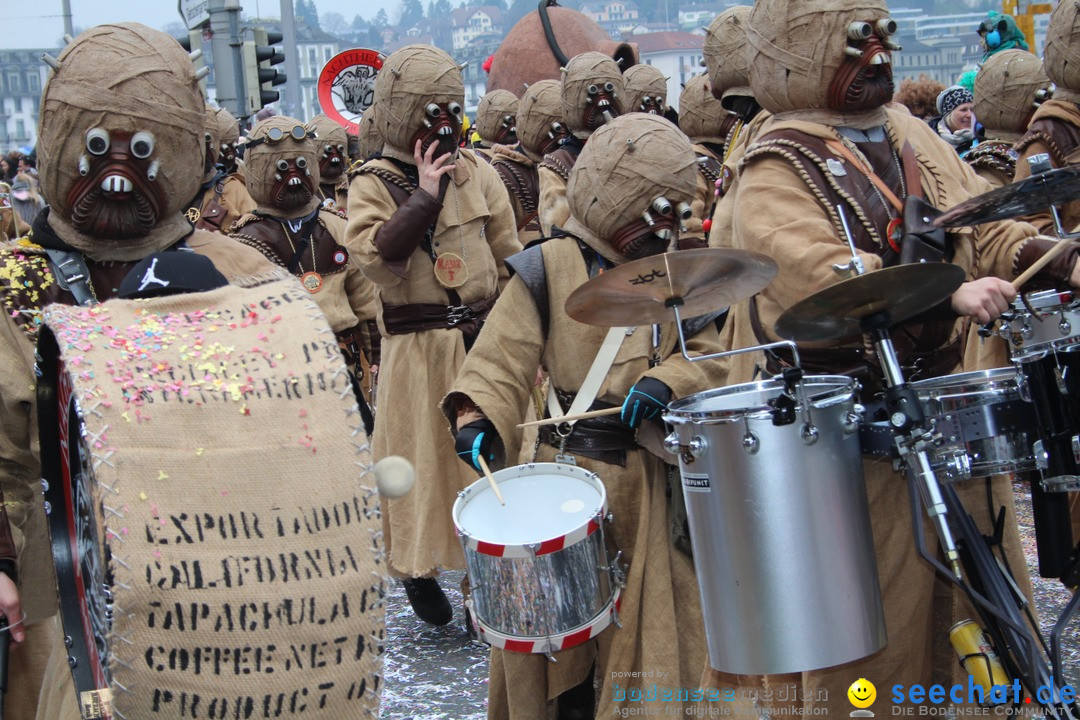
(426, 103, 442, 118)
(587, 84, 598, 96)
(296, 157, 308, 169)
(847, 21, 873, 40)
(652, 197, 673, 216)
(267, 127, 284, 142)
(86, 128, 110, 156)
(131, 132, 155, 159)
(604, 82, 614, 92)
(875, 18, 897, 36)
(290, 125, 307, 141)
(205, 132, 213, 143)
(325, 144, 333, 153)
(276, 159, 289, 172)
(336, 144, 345, 153)
(448, 102, 463, 117)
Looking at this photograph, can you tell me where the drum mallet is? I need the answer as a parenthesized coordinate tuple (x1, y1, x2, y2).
(476, 455, 506, 506)
(1012, 238, 1076, 291)
(0, 615, 9, 720)
(517, 406, 622, 428)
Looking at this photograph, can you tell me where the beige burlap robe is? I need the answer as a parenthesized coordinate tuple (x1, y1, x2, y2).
(38, 277, 384, 719)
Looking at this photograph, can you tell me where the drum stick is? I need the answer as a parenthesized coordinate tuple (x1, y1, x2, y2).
(516, 406, 622, 428)
(1012, 239, 1076, 290)
(476, 455, 505, 506)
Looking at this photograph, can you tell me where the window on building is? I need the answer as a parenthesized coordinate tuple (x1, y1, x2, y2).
(323, 45, 333, 63)
(15, 119, 25, 140)
(6, 71, 20, 93)
(27, 72, 39, 92)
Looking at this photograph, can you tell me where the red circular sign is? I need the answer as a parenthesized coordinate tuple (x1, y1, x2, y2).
(317, 48, 384, 134)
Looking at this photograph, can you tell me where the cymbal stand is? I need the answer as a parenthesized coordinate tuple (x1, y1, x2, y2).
(836, 206, 1078, 716)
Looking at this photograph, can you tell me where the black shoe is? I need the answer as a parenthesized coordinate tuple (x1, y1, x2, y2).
(402, 577, 453, 626)
(556, 670, 595, 720)
(464, 603, 478, 640)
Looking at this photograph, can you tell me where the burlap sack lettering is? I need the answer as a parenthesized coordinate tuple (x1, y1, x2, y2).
(42, 277, 384, 718)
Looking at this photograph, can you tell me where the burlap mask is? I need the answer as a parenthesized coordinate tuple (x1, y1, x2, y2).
(518, 79, 569, 163)
(475, 89, 519, 145)
(679, 74, 731, 144)
(244, 115, 321, 220)
(356, 106, 383, 161)
(747, 0, 894, 117)
(704, 7, 753, 105)
(566, 114, 697, 262)
(306, 113, 349, 185)
(974, 49, 1051, 142)
(1044, 0, 1080, 102)
(37, 23, 205, 260)
(623, 64, 668, 114)
(561, 52, 625, 139)
(203, 106, 226, 182)
(374, 44, 464, 163)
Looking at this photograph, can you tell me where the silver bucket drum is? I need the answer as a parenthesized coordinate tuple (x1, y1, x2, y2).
(911, 368, 1037, 480)
(996, 288, 1080, 362)
(663, 375, 885, 675)
(453, 462, 622, 654)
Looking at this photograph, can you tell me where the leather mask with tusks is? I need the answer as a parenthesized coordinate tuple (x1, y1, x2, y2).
(974, 49, 1051, 143)
(38, 22, 204, 245)
(567, 114, 697, 262)
(306, 114, 349, 184)
(747, 0, 896, 115)
(244, 115, 321, 220)
(374, 44, 465, 163)
(210, 106, 241, 173)
(561, 52, 625, 139)
(623, 63, 668, 115)
(475, 89, 519, 146)
(517, 79, 569, 163)
(1043, 0, 1080, 103)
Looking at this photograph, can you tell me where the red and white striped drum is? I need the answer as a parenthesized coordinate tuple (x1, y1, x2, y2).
(453, 462, 623, 654)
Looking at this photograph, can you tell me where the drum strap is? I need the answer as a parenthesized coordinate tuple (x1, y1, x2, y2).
(547, 325, 632, 425)
(43, 248, 97, 307)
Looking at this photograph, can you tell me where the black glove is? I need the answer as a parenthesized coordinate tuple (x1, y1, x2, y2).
(620, 377, 672, 429)
(455, 418, 498, 472)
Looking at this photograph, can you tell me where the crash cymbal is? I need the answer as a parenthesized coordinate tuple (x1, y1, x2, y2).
(564, 248, 778, 327)
(774, 264, 966, 342)
(934, 165, 1080, 228)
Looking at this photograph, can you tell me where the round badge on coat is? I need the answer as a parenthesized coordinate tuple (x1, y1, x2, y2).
(333, 248, 348, 266)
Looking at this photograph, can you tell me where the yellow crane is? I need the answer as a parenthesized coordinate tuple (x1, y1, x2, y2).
(1002, 0, 1054, 50)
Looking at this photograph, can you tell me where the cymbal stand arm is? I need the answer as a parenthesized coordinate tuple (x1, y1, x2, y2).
(669, 301, 801, 368)
(837, 205, 866, 276)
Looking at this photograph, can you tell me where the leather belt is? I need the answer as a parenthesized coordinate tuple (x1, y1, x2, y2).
(382, 293, 497, 344)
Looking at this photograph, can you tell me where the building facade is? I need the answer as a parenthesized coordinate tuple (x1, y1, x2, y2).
(630, 32, 704, 113)
(451, 6, 505, 53)
(0, 49, 53, 151)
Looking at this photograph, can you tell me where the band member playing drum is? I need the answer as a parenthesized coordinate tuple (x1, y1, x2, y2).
(0, 23, 275, 718)
(345, 44, 521, 626)
(717, 0, 1080, 713)
(442, 114, 727, 719)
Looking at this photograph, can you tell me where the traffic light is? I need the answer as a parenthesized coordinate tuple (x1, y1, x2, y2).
(243, 28, 287, 115)
(177, 30, 210, 91)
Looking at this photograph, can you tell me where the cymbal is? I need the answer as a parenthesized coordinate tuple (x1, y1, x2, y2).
(934, 165, 1080, 228)
(564, 248, 778, 327)
(774, 263, 966, 342)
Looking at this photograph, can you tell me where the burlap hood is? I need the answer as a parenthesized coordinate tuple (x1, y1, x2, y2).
(37, 22, 205, 259)
(211, 106, 240, 145)
(974, 49, 1050, 142)
(517, 79, 564, 163)
(566, 114, 697, 261)
(1044, 0, 1080, 103)
(307, 113, 349, 155)
(623, 63, 668, 113)
(704, 6, 753, 103)
(562, 52, 625, 139)
(374, 44, 464, 160)
(356, 106, 383, 160)
(244, 115, 321, 219)
(747, 0, 891, 116)
(475, 89, 519, 144)
(204, 106, 226, 182)
(679, 74, 731, 144)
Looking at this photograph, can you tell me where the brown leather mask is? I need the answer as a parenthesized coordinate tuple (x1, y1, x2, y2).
(410, 101, 462, 159)
(828, 21, 895, 112)
(271, 156, 316, 211)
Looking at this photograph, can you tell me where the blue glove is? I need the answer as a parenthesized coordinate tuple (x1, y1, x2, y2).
(455, 418, 498, 472)
(620, 378, 672, 429)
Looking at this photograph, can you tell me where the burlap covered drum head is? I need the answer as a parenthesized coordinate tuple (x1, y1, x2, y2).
(1044, 0, 1080, 102)
(974, 49, 1050, 142)
(747, 0, 890, 115)
(679, 74, 731, 144)
(561, 52, 626, 137)
(517, 79, 565, 163)
(307, 113, 350, 154)
(38, 23, 204, 231)
(373, 44, 464, 158)
(41, 276, 385, 718)
(704, 6, 752, 104)
(475, 89, 519, 144)
(567, 114, 697, 246)
(245, 115, 322, 218)
(623, 63, 668, 113)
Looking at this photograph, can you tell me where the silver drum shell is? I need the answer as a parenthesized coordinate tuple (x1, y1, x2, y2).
(911, 368, 1036, 479)
(663, 375, 885, 675)
(999, 290, 1080, 362)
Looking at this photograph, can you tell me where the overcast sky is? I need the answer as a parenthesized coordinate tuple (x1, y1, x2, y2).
(3, 0, 401, 49)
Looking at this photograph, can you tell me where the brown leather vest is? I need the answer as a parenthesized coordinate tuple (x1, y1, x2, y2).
(490, 155, 540, 232)
(230, 213, 349, 281)
(1016, 109, 1080, 168)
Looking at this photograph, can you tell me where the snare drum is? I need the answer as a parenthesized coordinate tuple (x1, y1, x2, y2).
(998, 290, 1080, 491)
(663, 375, 884, 675)
(911, 368, 1037, 480)
(453, 463, 622, 654)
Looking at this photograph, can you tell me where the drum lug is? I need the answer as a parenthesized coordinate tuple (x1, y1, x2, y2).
(800, 424, 819, 445)
(843, 409, 861, 435)
(662, 432, 681, 455)
(1072, 435, 1080, 465)
(1060, 317, 1072, 337)
(741, 431, 759, 455)
(1034, 440, 1049, 470)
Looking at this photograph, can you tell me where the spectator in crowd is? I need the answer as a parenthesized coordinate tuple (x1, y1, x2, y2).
(928, 85, 976, 154)
(10, 172, 45, 226)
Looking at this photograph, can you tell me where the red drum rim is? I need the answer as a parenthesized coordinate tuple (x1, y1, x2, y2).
(468, 587, 622, 654)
